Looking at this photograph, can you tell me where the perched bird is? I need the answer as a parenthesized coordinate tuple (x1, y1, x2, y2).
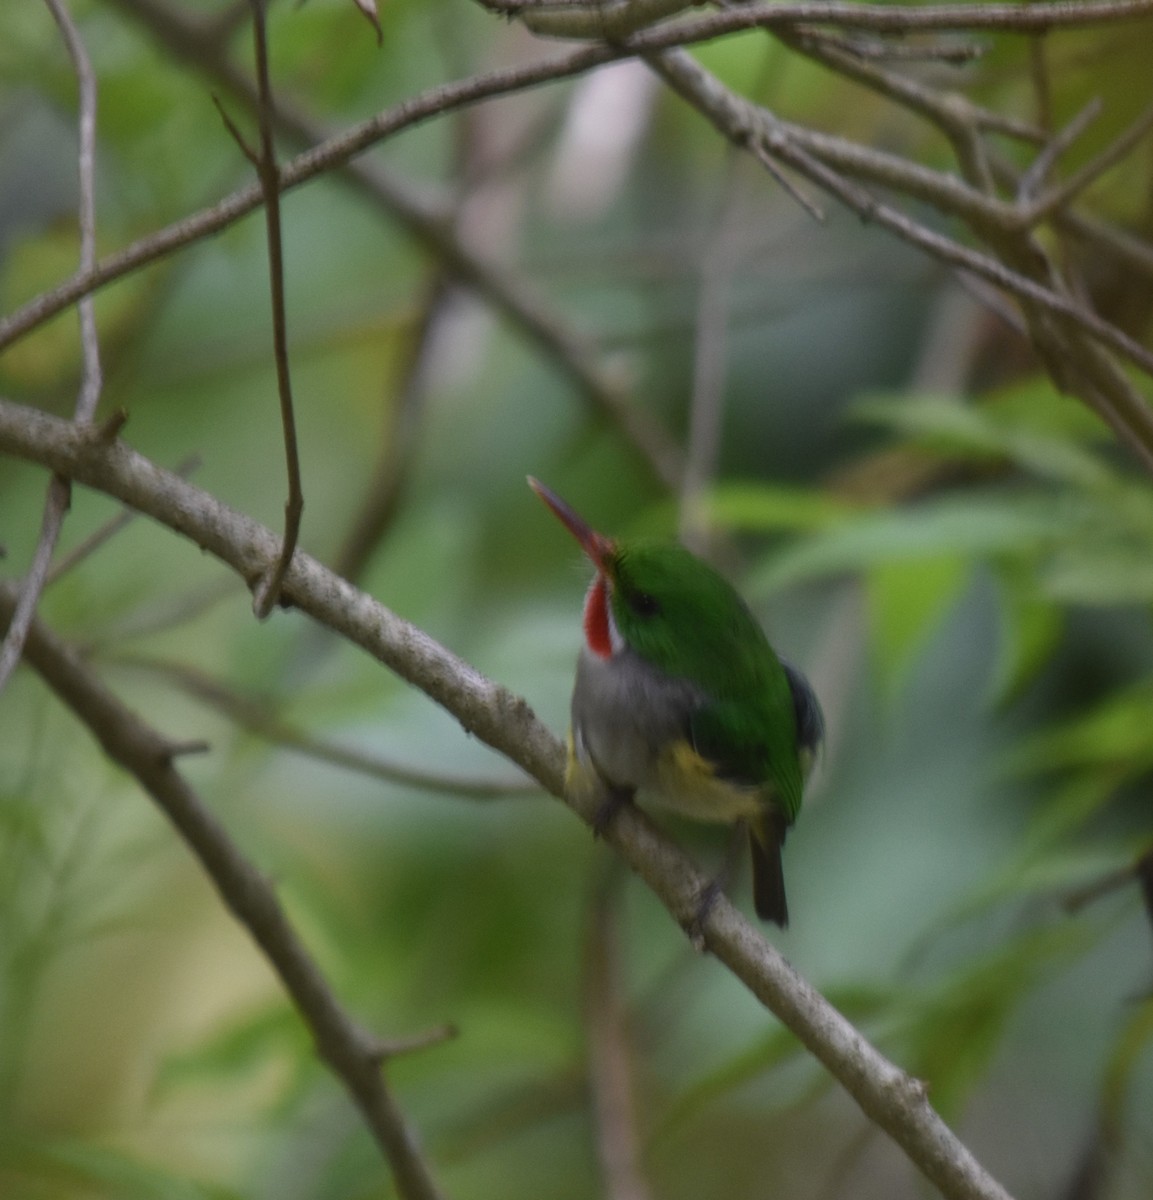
(530, 476, 822, 927)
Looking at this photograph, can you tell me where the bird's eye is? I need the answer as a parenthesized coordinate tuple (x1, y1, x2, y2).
(630, 590, 661, 617)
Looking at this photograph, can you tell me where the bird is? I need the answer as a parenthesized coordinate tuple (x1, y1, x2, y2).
(529, 476, 823, 927)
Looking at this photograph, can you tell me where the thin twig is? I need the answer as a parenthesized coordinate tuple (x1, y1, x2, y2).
(0, 583, 447, 1200)
(240, 0, 304, 618)
(0, 0, 103, 696)
(0, 398, 1018, 1200)
(797, 28, 985, 66)
(1018, 97, 1102, 201)
(621, 0, 1153, 46)
(0, 477, 73, 695)
(781, 27, 1044, 147)
(647, 50, 1153, 386)
(1, 8, 681, 488)
(112, 653, 539, 798)
(45, 454, 202, 585)
(111, 0, 682, 488)
(650, 48, 1153, 473)
(583, 865, 654, 1200)
(680, 151, 746, 550)
(1024, 99, 1153, 223)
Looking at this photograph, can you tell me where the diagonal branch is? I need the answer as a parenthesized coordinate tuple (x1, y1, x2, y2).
(0, 582, 447, 1200)
(110, 653, 538, 798)
(641, 48, 1153, 474)
(0, 15, 679, 488)
(0, 397, 1014, 1200)
(110, 0, 684, 488)
(621, 0, 1153, 45)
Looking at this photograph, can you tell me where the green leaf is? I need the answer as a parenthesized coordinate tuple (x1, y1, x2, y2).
(750, 493, 1063, 595)
(1009, 685, 1153, 777)
(853, 392, 1115, 488)
(866, 555, 972, 701)
(705, 481, 858, 533)
(1041, 542, 1153, 604)
(895, 922, 1092, 1119)
(650, 983, 893, 1144)
(989, 566, 1064, 704)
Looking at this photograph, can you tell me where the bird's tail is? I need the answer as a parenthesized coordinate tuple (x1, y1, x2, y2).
(750, 813, 789, 928)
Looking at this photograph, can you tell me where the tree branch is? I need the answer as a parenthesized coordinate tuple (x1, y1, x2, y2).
(640, 47, 1153, 474)
(0, 581, 447, 1200)
(623, 0, 1153, 45)
(109, 653, 538, 799)
(0, 396, 1014, 1200)
(103, 0, 686, 488)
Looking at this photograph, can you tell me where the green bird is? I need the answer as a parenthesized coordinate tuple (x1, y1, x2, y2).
(530, 477, 822, 927)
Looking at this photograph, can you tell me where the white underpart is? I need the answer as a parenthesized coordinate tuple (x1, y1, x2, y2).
(607, 590, 625, 656)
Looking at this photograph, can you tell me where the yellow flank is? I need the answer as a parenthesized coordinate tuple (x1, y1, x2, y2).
(565, 730, 764, 823)
(564, 732, 603, 802)
(653, 739, 765, 823)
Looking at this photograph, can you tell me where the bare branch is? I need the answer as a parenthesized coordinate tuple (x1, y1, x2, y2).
(1017, 97, 1102, 201)
(111, 653, 539, 799)
(0, 397, 1017, 1200)
(680, 154, 746, 549)
(0, 476, 73, 694)
(641, 49, 1153, 472)
(0, 14, 680, 487)
(622, 0, 1153, 46)
(1024, 99, 1153, 222)
(0, 582, 448, 1200)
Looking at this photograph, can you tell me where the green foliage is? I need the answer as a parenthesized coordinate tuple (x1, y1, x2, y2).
(3, 2, 1153, 1198)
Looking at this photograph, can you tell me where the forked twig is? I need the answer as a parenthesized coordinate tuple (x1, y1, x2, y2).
(0, 583, 447, 1200)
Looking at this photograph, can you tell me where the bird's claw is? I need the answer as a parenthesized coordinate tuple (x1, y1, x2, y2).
(684, 880, 722, 950)
(591, 785, 633, 839)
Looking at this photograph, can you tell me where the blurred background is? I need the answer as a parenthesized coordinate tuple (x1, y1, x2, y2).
(2, 1, 1153, 1197)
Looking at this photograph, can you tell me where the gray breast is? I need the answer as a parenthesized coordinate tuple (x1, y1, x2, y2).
(570, 646, 702, 791)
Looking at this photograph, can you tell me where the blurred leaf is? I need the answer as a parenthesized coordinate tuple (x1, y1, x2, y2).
(1041, 540, 1153, 605)
(896, 922, 1093, 1119)
(866, 555, 971, 701)
(706, 481, 859, 533)
(1010, 685, 1153, 777)
(650, 983, 894, 1145)
(1101, 994, 1153, 1132)
(854, 392, 1115, 488)
(0, 1132, 242, 1200)
(750, 492, 1063, 595)
(157, 1004, 307, 1100)
(989, 565, 1064, 704)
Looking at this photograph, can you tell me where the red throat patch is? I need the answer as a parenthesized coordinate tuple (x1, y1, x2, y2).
(583, 574, 613, 659)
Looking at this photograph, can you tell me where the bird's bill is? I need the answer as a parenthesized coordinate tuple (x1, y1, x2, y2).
(527, 476, 615, 569)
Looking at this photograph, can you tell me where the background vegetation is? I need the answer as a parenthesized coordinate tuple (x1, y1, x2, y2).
(2, 1, 1153, 1197)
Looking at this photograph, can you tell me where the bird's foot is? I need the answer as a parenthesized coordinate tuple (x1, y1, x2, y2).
(684, 881, 723, 951)
(591, 785, 634, 839)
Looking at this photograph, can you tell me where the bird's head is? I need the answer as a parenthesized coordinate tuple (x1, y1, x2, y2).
(529, 476, 744, 675)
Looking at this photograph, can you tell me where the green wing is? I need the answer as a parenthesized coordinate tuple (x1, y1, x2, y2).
(688, 691, 804, 825)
